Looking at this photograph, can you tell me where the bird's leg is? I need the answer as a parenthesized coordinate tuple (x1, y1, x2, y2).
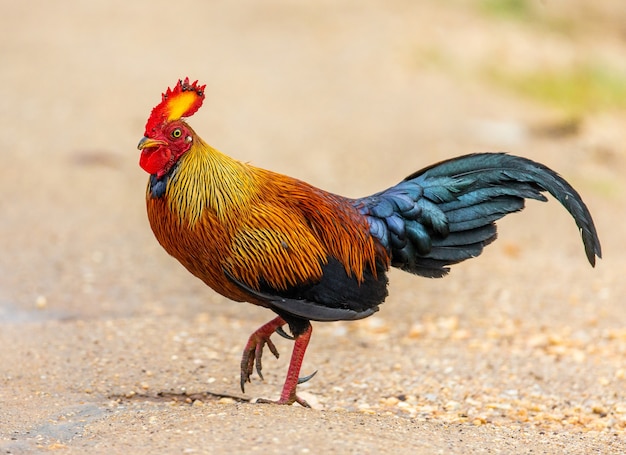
(257, 323, 313, 407)
(240, 316, 285, 393)
(240, 318, 315, 407)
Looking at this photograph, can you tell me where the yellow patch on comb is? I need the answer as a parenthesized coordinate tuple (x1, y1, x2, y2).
(166, 90, 201, 122)
(144, 78, 206, 135)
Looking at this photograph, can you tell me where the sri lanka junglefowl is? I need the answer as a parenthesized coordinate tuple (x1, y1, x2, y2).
(137, 78, 601, 407)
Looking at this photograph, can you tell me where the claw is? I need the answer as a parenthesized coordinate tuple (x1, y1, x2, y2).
(275, 326, 295, 340)
(254, 335, 279, 380)
(254, 341, 265, 381)
(240, 317, 285, 393)
(297, 370, 318, 385)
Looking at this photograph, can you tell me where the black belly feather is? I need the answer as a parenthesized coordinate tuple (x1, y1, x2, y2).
(225, 257, 389, 335)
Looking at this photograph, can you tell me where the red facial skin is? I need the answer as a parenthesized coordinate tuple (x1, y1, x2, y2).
(139, 121, 193, 178)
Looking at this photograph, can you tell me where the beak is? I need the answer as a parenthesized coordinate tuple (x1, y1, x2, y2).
(137, 136, 167, 150)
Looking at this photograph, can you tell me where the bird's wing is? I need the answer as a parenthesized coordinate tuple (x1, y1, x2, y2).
(224, 198, 388, 322)
(224, 262, 381, 322)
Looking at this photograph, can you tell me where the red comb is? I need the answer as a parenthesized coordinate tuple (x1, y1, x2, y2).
(144, 78, 206, 135)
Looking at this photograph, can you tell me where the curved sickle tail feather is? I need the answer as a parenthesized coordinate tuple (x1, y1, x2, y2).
(356, 153, 601, 278)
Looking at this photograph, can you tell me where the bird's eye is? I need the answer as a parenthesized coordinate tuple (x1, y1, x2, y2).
(171, 128, 182, 139)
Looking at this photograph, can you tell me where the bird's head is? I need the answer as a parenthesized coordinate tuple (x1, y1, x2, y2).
(137, 78, 206, 178)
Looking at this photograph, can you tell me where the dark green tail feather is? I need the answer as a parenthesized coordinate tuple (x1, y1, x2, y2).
(355, 153, 601, 278)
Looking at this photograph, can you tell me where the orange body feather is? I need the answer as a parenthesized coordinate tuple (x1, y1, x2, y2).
(146, 131, 383, 308)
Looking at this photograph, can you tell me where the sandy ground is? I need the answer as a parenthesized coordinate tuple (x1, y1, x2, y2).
(1, 1, 626, 453)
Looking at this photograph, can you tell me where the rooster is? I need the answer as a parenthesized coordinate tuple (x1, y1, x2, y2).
(137, 78, 601, 407)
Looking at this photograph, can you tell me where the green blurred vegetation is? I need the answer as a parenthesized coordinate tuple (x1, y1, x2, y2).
(488, 63, 626, 115)
(476, 0, 573, 34)
(479, 0, 533, 21)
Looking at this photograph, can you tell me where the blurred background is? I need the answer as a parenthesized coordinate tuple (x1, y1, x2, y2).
(1, 0, 624, 321)
(1, 0, 625, 447)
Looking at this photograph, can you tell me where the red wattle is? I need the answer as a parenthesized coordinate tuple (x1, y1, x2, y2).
(140, 147, 171, 176)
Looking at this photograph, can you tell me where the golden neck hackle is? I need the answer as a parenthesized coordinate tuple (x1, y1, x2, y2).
(166, 135, 259, 227)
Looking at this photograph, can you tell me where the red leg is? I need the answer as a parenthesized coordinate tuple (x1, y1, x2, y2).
(272, 323, 312, 407)
(240, 317, 314, 407)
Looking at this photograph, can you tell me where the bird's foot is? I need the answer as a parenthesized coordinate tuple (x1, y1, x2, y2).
(251, 369, 317, 407)
(240, 317, 285, 392)
(255, 393, 311, 408)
